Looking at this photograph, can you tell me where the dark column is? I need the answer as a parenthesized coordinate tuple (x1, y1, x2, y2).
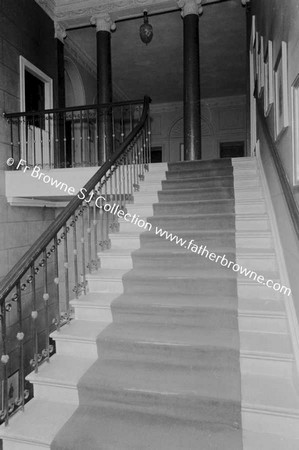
(180, 0, 202, 161)
(54, 23, 66, 167)
(91, 14, 115, 164)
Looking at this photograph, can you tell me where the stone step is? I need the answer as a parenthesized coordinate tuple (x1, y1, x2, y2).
(87, 268, 127, 293)
(236, 231, 273, 249)
(26, 354, 95, 404)
(119, 212, 236, 233)
(242, 374, 299, 438)
(0, 399, 77, 450)
(165, 166, 234, 180)
(162, 175, 234, 190)
(234, 199, 266, 214)
(236, 248, 277, 272)
(168, 158, 233, 172)
(153, 198, 234, 215)
(99, 249, 132, 270)
(70, 292, 117, 322)
(50, 320, 108, 358)
(110, 232, 140, 249)
(243, 430, 299, 449)
(235, 214, 270, 231)
(237, 276, 284, 299)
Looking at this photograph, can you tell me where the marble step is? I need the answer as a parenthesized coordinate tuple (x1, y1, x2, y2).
(236, 231, 273, 249)
(50, 320, 108, 358)
(70, 292, 117, 322)
(0, 400, 76, 450)
(87, 268, 127, 293)
(109, 232, 140, 249)
(242, 374, 299, 438)
(243, 430, 299, 450)
(26, 354, 95, 404)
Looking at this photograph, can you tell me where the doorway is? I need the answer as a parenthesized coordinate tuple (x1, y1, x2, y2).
(220, 141, 245, 158)
(151, 146, 163, 163)
(20, 56, 53, 166)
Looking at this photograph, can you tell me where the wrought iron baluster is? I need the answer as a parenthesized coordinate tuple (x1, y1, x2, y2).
(17, 117, 21, 162)
(9, 118, 13, 161)
(30, 265, 38, 373)
(81, 209, 87, 295)
(105, 174, 111, 247)
(93, 199, 99, 269)
(71, 111, 75, 167)
(53, 235, 60, 331)
(40, 114, 44, 169)
(1, 300, 8, 425)
(48, 114, 52, 169)
(80, 110, 84, 166)
(42, 251, 50, 363)
(33, 116, 36, 166)
(63, 225, 70, 322)
(112, 107, 116, 154)
(16, 281, 25, 411)
(87, 109, 91, 165)
(87, 202, 92, 273)
(72, 214, 79, 299)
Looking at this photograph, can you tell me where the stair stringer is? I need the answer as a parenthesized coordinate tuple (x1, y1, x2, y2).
(233, 156, 299, 448)
(255, 148, 299, 380)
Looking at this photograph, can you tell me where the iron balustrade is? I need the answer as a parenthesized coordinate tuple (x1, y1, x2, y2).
(4, 99, 145, 168)
(0, 96, 152, 426)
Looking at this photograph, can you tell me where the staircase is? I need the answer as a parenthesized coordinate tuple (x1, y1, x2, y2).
(1, 158, 299, 450)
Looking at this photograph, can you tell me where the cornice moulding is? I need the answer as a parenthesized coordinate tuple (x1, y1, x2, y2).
(35, 0, 56, 21)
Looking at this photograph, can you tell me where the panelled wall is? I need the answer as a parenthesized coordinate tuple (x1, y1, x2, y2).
(150, 95, 247, 162)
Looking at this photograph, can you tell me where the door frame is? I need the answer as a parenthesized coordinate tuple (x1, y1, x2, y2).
(19, 56, 54, 166)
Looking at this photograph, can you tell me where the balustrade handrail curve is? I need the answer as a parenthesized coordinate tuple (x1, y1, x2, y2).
(3, 98, 145, 119)
(0, 95, 151, 304)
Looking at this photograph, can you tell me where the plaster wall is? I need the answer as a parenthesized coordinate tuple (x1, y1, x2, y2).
(150, 95, 246, 162)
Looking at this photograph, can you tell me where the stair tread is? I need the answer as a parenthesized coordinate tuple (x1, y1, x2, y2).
(0, 399, 76, 444)
(27, 354, 95, 386)
(48, 401, 243, 450)
(51, 320, 108, 341)
(113, 293, 237, 310)
(70, 292, 119, 308)
(242, 373, 299, 412)
(87, 268, 129, 280)
(123, 267, 238, 279)
(100, 322, 240, 349)
(83, 358, 241, 402)
(99, 248, 132, 257)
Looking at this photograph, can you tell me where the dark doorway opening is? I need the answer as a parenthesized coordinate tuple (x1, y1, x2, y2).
(151, 146, 162, 163)
(220, 141, 245, 158)
(25, 70, 45, 128)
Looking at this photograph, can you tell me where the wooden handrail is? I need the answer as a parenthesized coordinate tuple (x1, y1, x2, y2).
(0, 95, 151, 303)
(257, 100, 299, 240)
(3, 98, 144, 119)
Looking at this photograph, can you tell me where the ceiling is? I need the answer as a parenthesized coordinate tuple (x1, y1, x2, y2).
(67, 0, 247, 104)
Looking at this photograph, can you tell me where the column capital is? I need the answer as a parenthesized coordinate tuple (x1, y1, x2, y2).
(90, 13, 116, 33)
(54, 22, 67, 43)
(177, 0, 203, 17)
